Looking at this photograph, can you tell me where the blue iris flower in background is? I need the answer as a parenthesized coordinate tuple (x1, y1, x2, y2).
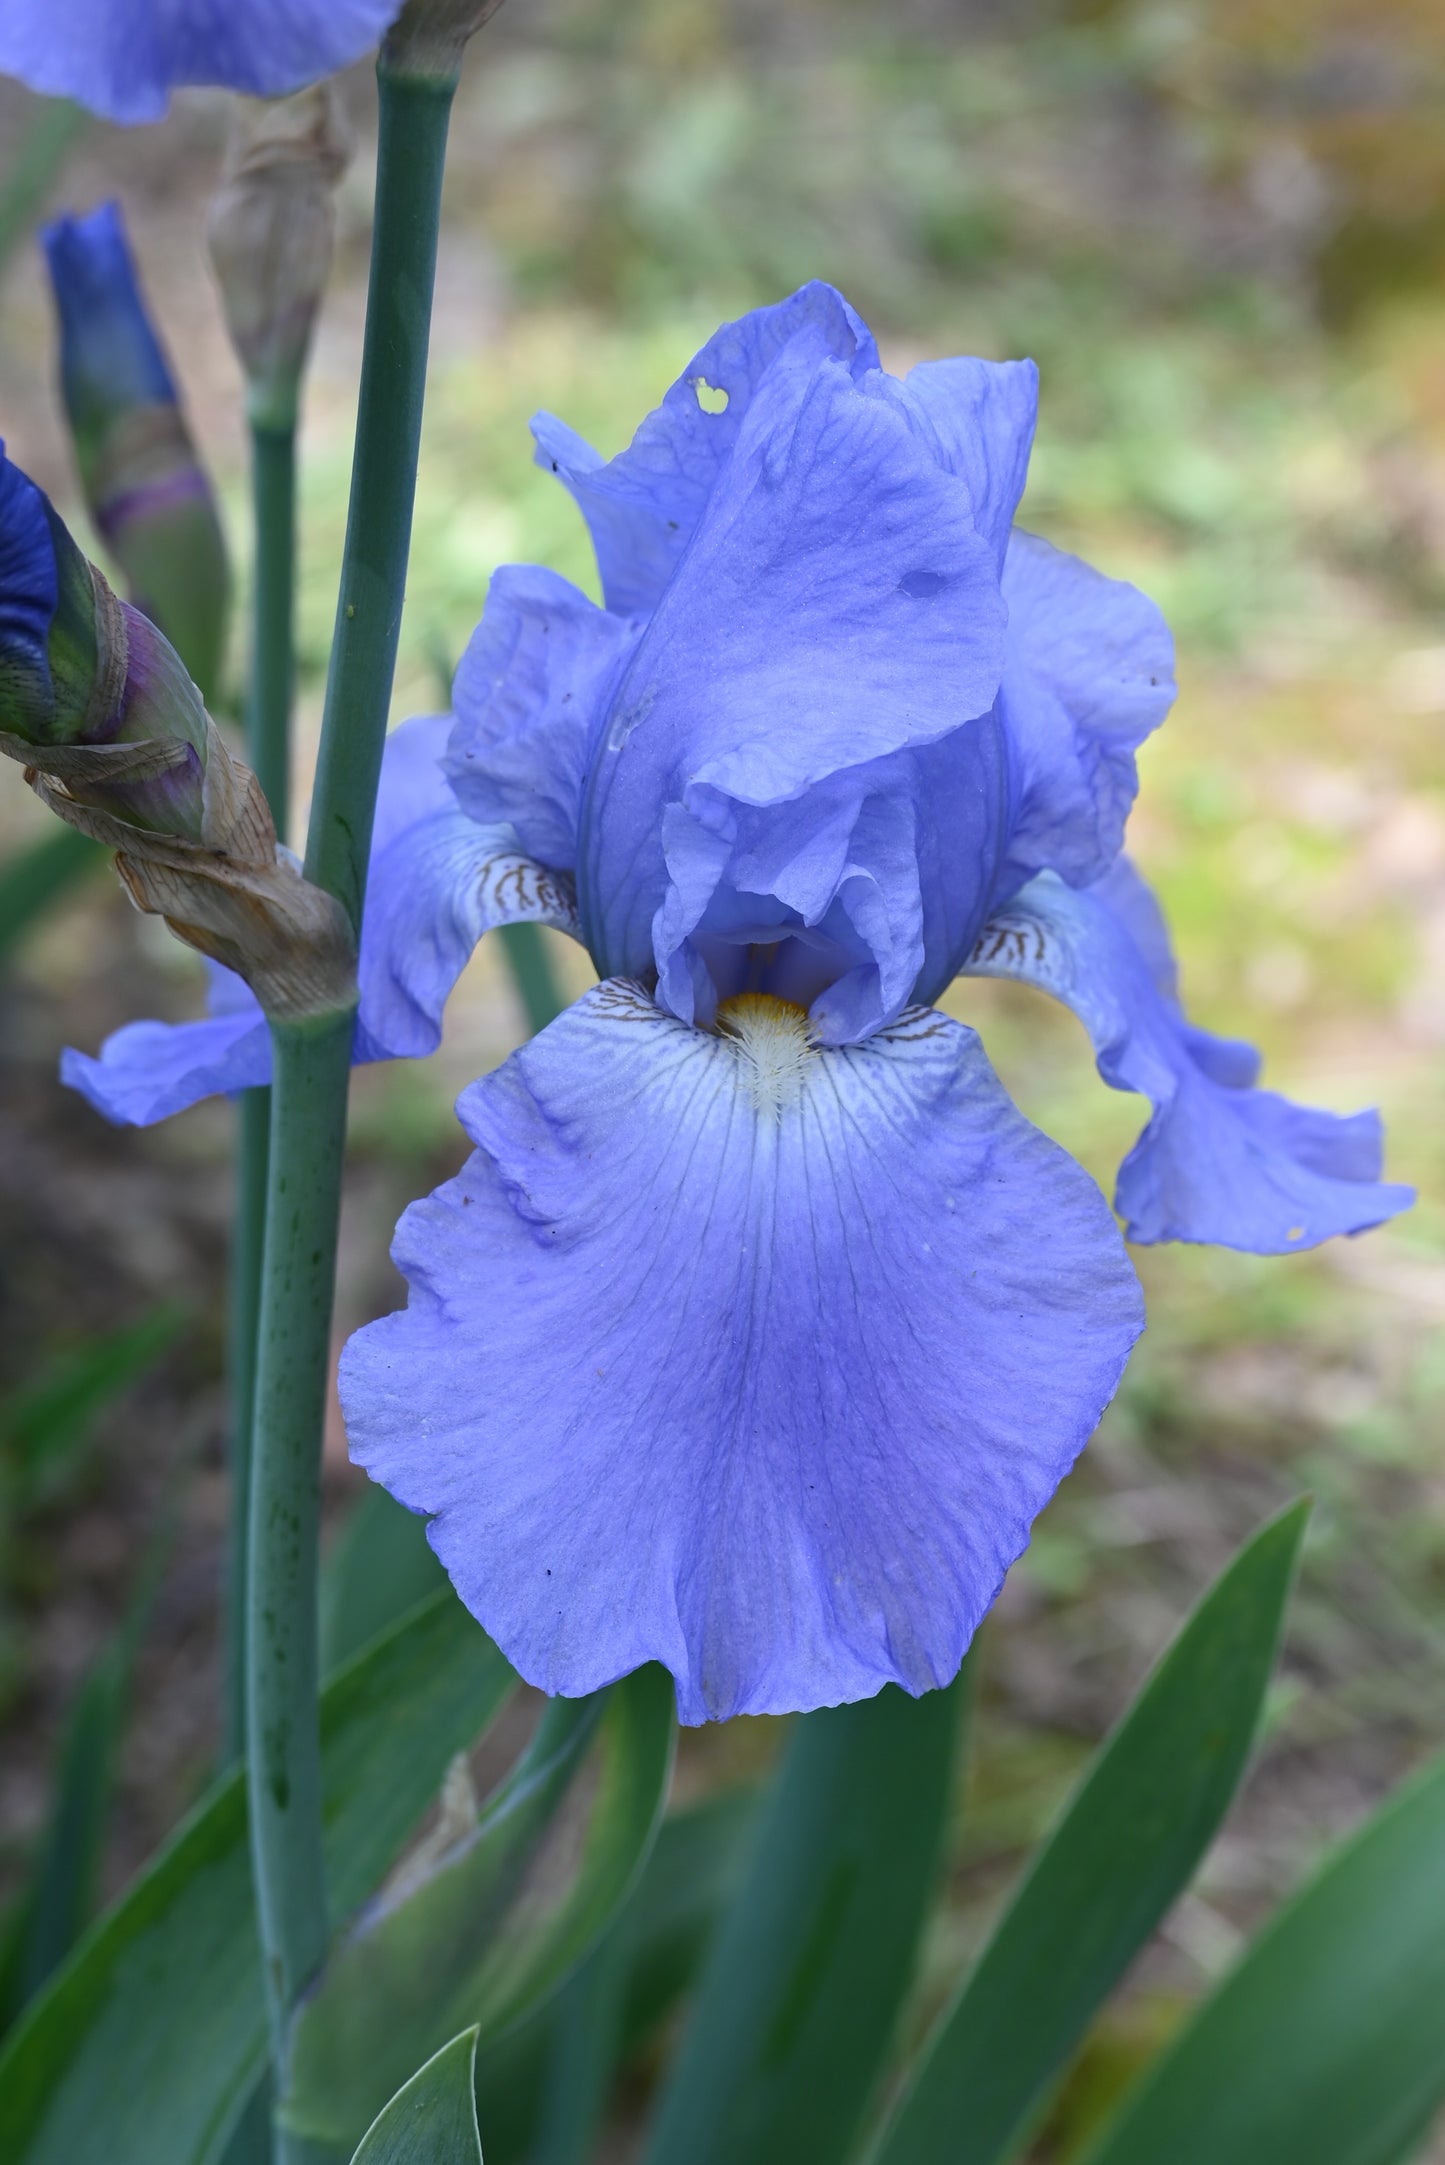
(0, 0, 401, 124)
(325, 282, 1411, 1724)
(43, 201, 231, 704)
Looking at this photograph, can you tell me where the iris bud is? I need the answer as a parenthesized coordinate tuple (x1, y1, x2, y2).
(0, 445, 353, 1019)
(42, 201, 231, 705)
(207, 86, 352, 433)
(383, 0, 506, 81)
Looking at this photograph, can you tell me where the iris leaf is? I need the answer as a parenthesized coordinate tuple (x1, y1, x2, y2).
(642, 1670, 968, 2165)
(473, 1786, 759, 2165)
(870, 1498, 1309, 2165)
(0, 1591, 515, 2165)
(1079, 1744, 1445, 2165)
(284, 1663, 676, 2156)
(349, 2029, 483, 2165)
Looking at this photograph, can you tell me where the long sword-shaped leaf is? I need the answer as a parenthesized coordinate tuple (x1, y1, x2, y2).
(350, 2029, 483, 2165)
(644, 1671, 968, 2165)
(1080, 1744, 1445, 2165)
(0, 1592, 515, 2165)
(285, 1664, 676, 2155)
(472, 1787, 760, 2165)
(872, 1499, 1309, 2165)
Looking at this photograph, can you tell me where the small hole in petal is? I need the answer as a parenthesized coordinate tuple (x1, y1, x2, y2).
(693, 377, 729, 414)
(900, 568, 947, 599)
(1287, 1224, 1306, 1241)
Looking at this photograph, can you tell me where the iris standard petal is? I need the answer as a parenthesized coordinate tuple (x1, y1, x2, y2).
(579, 345, 1007, 1000)
(996, 533, 1176, 895)
(339, 981, 1143, 1724)
(868, 354, 1038, 568)
(445, 565, 641, 869)
(961, 864, 1414, 1250)
(531, 281, 878, 616)
(0, 0, 401, 124)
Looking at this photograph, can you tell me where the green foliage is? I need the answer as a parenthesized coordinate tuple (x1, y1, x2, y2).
(1081, 1747, 1445, 2165)
(0, 1305, 186, 1512)
(872, 1500, 1309, 2165)
(0, 1591, 515, 2165)
(471, 1787, 759, 2165)
(284, 1664, 676, 2155)
(349, 2031, 483, 2165)
(642, 1671, 967, 2165)
(0, 1498, 175, 2031)
(319, 1486, 446, 1678)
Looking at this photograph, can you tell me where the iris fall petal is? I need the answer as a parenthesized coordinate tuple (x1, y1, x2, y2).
(961, 862, 1415, 1250)
(340, 980, 1144, 1723)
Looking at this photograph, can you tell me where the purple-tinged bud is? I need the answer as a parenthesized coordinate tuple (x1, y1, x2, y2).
(0, 444, 353, 1018)
(42, 201, 231, 705)
(207, 87, 352, 432)
(383, 0, 505, 81)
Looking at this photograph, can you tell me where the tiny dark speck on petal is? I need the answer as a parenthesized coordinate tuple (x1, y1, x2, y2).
(900, 568, 947, 600)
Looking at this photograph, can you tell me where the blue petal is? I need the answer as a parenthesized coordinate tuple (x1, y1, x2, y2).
(61, 993, 269, 1124)
(445, 565, 642, 870)
(869, 355, 1038, 568)
(961, 864, 1414, 1250)
(42, 203, 177, 430)
(0, 440, 59, 725)
(532, 282, 878, 616)
(997, 533, 1175, 895)
(340, 982, 1143, 1723)
(578, 347, 1008, 1027)
(0, 0, 400, 124)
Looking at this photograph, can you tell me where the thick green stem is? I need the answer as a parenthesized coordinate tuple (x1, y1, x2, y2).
(225, 1083, 270, 1769)
(225, 422, 296, 1774)
(243, 55, 459, 2160)
(247, 1012, 352, 2049)
(249, 419, 296, 837)
(303, 66, 457, 918)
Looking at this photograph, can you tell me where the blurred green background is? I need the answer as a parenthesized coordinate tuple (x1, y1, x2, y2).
(1, 0, 1444, 2153)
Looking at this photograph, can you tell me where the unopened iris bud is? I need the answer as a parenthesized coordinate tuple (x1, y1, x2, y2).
(42, 201, 231, 705)
(383, 0, 506, 81)
(207, 87, 352, 432)
(0, 443, 353, 1019)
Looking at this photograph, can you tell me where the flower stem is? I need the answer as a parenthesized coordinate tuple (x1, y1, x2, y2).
(248, 419, 296, 834)
(225, 419, 296, 1773)
(303, 66, 457, 920)
(243, 54, 459, 2153)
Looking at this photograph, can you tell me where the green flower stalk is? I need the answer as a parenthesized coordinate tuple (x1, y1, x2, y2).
(42, 201, 231, 707)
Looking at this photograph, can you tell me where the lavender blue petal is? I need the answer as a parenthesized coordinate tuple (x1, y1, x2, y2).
(0, 0, 401, 124)
(962, 865, 1414, 1250)
(870, 354, 1038, 567)
(61, 998, 269, 1124)
(531, 282, 878, 616)
(340, 981, 1144, 1724)
(578, 345, 1008, 1027)
(445, 565, 642, 869)
(997, 533, 1175, 895)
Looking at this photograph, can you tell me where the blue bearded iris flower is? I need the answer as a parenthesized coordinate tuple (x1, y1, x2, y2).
(326, 283, 1411, 1724)
(0, 0, 401, 124)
